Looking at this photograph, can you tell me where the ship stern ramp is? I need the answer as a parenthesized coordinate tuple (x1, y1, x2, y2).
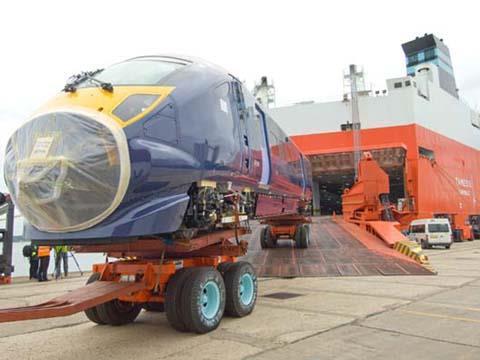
(244, 216, 434, 277)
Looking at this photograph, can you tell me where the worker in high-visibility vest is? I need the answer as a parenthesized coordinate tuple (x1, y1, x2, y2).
(37, 246, 51, 282)
(54, 245, 69, 279)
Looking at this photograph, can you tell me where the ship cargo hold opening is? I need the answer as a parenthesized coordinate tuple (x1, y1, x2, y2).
(309, 147, 407, 215)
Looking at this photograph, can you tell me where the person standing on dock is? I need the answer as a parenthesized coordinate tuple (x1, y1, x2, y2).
(53, 245, 69, 279)
(37, 246, 51, 282)
(22, 244, 39, 280)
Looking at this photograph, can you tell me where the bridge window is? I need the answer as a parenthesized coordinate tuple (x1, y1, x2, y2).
(419, 147, 435, 160)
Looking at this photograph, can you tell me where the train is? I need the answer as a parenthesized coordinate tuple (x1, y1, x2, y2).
(4, 55, 313, 245)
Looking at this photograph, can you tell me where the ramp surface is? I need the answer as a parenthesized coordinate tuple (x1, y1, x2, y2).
(243, 217, 433, 277)
(0, 280, 145, 322)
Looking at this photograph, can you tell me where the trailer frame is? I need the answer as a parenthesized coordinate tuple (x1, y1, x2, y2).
(0, 227, 257, 333)
(258, 214, 312, 249)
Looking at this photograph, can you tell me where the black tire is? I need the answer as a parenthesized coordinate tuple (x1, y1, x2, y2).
(260, 226, 275, 249)
(165, 267, 195, 332)
(224, 262, 257, 317)
(181, 267, 226, 334)
(96, 297, 142, 326)
(260, 227, 268, 249)
(303, 224, 311, 248)
(294, 225, 301, 246)
(295, 225, 308, 249)
(446, 244, 451, 249)
(271, 234, 278, 247)
(143, 302, 165, 312)
(217, 262, 234, 276)
(84, 273, 106, 325)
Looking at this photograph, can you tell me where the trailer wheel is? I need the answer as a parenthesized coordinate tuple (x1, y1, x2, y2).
(165, 267, 195, 332)
(295, 225, 308, 249)
(303, 224, 311, 247)
(84, 273, 106, 325)
(271, 234, 278, 247)
(181, 267, 225, 334)
(217, 262, 233, 276)
(96, 298, 142, 326)
(260, 227, 268, 248)
(143, 302, 165, 312)
(260, 226, 276, 249)
(224, 262, 257, 317)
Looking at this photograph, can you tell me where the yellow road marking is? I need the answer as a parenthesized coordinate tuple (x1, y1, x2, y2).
(422, 302, 480, 313)
(400, 309, 480, 323)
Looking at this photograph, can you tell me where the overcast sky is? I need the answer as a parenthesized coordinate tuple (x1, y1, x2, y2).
(1, 0, 479, 191)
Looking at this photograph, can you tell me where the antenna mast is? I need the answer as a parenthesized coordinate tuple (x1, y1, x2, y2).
(344, 64, 365, 180)
(253, 76, 276, 108)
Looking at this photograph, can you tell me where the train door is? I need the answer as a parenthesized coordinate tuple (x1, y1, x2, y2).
(253, 105, 271, 185)
(231, 81, 251, 176)
(300, 155, 307, 194)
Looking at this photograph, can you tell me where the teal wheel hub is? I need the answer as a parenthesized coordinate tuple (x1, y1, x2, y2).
(239, 273, 254, 305)
(200, 281, 220, 319)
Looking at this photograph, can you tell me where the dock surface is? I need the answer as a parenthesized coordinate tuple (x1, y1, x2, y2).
(1, 241, 480, 359)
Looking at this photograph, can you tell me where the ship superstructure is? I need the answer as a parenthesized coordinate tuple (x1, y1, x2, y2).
(269, 34, 480, 239)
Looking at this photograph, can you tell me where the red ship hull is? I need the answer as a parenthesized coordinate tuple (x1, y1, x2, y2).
(292, 124, 480, 239)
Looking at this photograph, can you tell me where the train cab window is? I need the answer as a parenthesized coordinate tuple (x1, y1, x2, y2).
(77, 58, 186, 88)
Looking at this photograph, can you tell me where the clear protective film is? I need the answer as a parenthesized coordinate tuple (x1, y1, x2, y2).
(4, 109, 130, 232)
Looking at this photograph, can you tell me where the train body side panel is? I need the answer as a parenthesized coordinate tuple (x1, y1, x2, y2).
(22, 60, 312, 241)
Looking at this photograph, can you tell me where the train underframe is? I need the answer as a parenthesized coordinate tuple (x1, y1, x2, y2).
(177, 180, 312, 250)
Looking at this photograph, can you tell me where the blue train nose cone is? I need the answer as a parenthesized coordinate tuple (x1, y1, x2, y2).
(4, 109, 131, 232)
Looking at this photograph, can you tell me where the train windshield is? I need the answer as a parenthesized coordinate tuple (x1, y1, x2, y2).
(78, 59, 185, 87)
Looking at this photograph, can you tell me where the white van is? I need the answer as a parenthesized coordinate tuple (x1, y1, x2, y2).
(408, 218, 452, 249)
